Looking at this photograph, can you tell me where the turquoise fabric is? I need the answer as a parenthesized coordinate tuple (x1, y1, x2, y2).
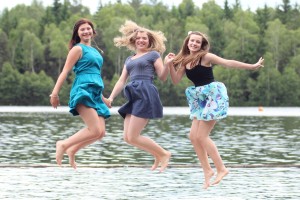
(68, 43, 110, 118)
(185, 82, 228, 121)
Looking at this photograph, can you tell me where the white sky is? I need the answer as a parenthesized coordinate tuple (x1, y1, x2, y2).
(0, 0, 299, 14)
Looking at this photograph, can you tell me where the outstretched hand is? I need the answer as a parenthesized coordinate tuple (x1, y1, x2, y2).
(253, 57, 264, 70)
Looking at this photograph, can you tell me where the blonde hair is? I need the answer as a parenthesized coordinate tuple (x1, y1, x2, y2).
(173, 31, 210, 70)
(114, 20, 166, 54)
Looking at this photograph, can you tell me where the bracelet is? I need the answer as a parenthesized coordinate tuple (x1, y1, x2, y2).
(49, 94, 59, 98)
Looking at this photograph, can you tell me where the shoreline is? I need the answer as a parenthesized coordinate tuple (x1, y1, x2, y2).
(0, 106, 299, 117)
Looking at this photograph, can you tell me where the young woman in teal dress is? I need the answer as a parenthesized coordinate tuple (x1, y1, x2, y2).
(164, 31, 264, 188)
(50, 19, 110, 169)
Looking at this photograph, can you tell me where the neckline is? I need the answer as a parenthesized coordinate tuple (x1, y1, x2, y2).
(79, 43, 92, 47)
(130, 51, 151, 60)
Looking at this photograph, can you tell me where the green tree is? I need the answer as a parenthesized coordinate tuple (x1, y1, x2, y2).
(19, 71, 54, 105)
(200, 1, 225, 55)
(0, 63, 22, 104)
(265, 19, 291, 72)
(44, 23, 68, 76)
(178, 0, 195, 19)
(0, 29, 10, 69)
(22, 31, 44, 72)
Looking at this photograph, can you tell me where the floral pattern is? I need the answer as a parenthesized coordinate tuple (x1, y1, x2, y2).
(185, 82, 229, 121)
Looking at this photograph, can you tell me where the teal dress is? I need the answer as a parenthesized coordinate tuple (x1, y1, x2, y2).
(68, 43, 110, 119)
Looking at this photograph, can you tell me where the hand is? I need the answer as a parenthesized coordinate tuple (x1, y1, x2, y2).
(102, 96, 112, 108)
(50, 95, 60, 109)
(164, 53, 175, 66)
(253, 57, 264, 70)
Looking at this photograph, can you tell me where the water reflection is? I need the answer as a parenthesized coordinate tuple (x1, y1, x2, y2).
(0, 111, 300, 199)
(0, 167, 299, 199)
(0, 112, 299, 166)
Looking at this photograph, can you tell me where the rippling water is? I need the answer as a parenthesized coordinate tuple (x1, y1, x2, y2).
(0, 107, 299, 199)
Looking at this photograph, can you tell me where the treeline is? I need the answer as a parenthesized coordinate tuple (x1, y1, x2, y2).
(0, 0, 299, 106)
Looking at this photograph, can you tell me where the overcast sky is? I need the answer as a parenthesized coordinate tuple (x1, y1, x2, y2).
(1, 0, 298, 14)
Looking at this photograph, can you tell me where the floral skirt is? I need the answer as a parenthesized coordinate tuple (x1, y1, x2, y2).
(185, 82, 229, 121)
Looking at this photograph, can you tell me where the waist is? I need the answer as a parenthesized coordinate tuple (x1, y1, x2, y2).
(75, 72, 101, 76)
(194, 79, 215, 87)
(130, 75, 154, 81)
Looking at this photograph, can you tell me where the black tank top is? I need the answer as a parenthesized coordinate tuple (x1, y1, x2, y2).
(185, 59, 214, 86)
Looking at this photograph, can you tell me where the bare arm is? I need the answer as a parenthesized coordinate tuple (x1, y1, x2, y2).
(50, 46, 81, 108)
(154, 57, 169, 81)
(164, 53, 185, 85)
(204, 53, 264, 70)
(108, 65, 129, 106)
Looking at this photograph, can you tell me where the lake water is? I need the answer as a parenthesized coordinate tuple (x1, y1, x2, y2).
(0, 106, 299, 199)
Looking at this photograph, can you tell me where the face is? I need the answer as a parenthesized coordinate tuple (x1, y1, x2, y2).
(78, 23, 94, 43)
(188, 34, 202, 53)
(135, 32, 149, 51)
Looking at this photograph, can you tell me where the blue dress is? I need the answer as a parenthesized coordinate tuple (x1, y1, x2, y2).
(118, 51, 163, 119)
(68, 43, 110, 119)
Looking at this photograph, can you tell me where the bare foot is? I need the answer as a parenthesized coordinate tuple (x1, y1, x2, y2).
(203, 170, 214, 189)
(159, 151, 171, 172)
(56, 141, 66, 166)
(212, 168, 229, 185)
(66, 148, 77, 169)
(151, 158, 159, 171)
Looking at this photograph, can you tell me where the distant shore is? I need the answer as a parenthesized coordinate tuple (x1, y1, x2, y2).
(0, 106, 299, 117)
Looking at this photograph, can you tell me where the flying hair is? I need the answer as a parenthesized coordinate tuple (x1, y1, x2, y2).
(113, 20, 166, 54)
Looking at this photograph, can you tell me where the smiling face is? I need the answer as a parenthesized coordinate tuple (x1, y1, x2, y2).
(78, 23, 94, 43)
(187, 34, 203, 54)
(134, 31, 149, 52)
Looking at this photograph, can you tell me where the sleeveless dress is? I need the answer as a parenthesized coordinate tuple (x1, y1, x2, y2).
(68, 43, 110, 119)
(118, 51, 163, 119)
(185, 60, 229, 121)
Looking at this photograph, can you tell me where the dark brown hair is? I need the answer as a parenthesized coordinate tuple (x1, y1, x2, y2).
(68, 18, 96, 50)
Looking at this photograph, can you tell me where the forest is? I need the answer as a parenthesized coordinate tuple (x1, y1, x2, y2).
(0, 0, 299, 106)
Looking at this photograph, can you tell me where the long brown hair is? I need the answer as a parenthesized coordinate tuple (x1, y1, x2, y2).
(173, 31, 210, 70)
(68, 18, 97, 50)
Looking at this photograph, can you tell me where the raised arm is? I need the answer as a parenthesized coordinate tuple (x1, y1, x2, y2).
(205, 53, 264, 70)
(164, 53, 185, 85)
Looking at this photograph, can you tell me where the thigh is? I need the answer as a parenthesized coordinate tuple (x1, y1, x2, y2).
(198, 120, 216, 136)
(191, 119, 216, 137)
(126, 115, 149, 137)
(76, 104, 105, 130)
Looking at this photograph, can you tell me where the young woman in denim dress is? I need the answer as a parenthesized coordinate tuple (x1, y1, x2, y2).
(107, 21, 171, 172)
(50, 19, 110, 169)
(164, 31, 264, 188)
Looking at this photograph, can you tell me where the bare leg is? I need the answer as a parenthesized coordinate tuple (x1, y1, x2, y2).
(123, 115, 160, 171)
(55, 104, 106, 168)
(123, 114, 171, 172)
(195, 120, 229, 186)
(189, 119, 214, 189)
(65, 131, 105, 169)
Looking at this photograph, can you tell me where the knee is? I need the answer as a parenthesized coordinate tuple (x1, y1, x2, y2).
(189, 132, 205, 144)
(123, 135, 130, 144)
(124, 134, 136, 145)
(97, 130, 105, 140)
(91, 127, 105, 139)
